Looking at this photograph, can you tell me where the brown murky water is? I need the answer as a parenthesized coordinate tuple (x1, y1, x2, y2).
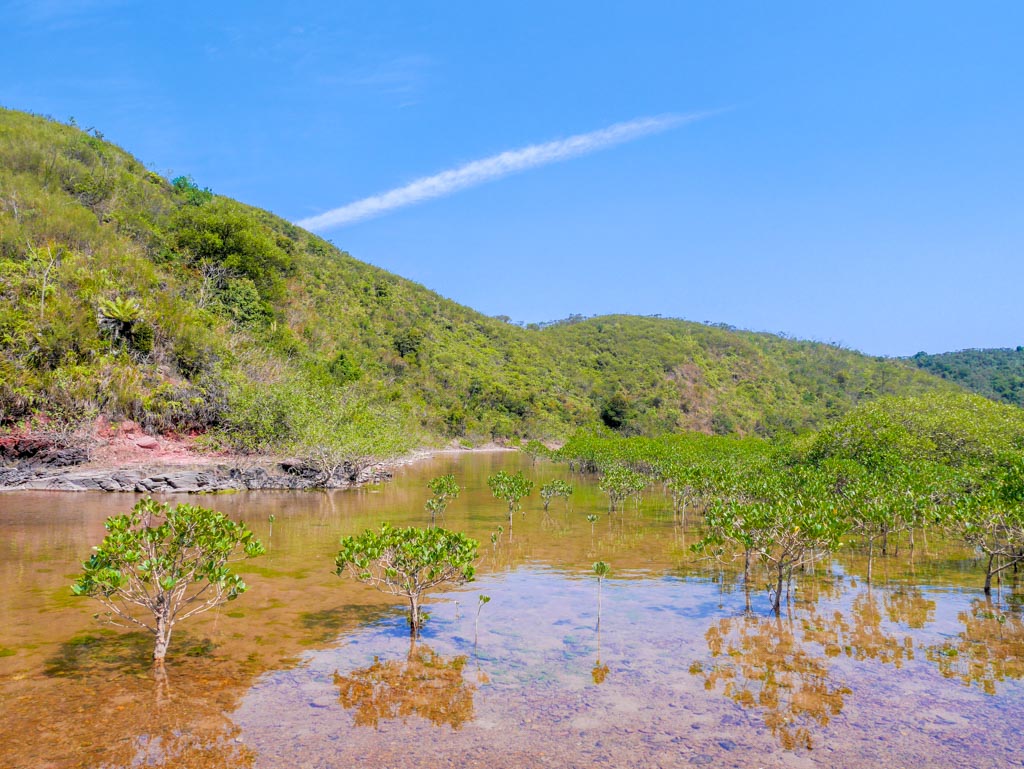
(1, 452, 1022, 768)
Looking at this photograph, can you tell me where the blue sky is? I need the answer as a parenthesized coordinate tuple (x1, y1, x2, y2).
(2, 1, 1022, 356)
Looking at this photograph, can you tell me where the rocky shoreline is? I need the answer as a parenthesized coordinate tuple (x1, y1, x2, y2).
(0, 434, 516, 494)
(0, 461, 392, 493)
(0, 435, 394, 493)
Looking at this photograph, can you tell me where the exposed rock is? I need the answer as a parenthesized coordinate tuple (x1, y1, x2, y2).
(0, 435, 89, 468)
(135, 436, 159, 450)
(0, 460, 393, 494)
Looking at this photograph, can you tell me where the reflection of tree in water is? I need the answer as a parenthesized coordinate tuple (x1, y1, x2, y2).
(803, 591, 914, 667)
(334, 643, 477, 729)
(101, 720, 255, 769)
(696, 589, 922, 750)
(926, 598, 1024, 695)
(3, 631, 258, 769)
(697, 614, 850, 750)
(884, 586, 935, 629)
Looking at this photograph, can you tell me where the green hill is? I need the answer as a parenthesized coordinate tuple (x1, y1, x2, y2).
(0, 107, 960, 456)
(909, 348, 1024, 408)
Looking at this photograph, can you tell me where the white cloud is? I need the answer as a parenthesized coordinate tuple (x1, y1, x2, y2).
(296, 111, 714, 231)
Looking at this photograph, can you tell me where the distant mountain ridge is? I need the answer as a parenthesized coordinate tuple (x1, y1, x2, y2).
(0, 107, 960, 449)
(909, 347, 1024, 408)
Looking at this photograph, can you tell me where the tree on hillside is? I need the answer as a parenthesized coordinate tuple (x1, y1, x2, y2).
(288, 381, 411, 485)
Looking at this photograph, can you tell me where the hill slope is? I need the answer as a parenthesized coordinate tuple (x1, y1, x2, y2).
(909, 348, 1024, 408)
(0, 107, 959, 451)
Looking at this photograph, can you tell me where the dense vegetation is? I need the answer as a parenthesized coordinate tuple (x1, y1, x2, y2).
(556, 392, 1024, 607)
(0, 108, 962, 464)
(910, 347, 1024, 408)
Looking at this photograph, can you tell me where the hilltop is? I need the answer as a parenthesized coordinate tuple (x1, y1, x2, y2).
(0, 107, 959, 465)
(909, 348, 1024, 409)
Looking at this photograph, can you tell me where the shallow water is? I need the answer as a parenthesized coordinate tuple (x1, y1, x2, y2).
(1, 452, 1022, 768)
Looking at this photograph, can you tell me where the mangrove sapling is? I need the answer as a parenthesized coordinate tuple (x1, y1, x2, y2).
(586, 514, 599, 538)
(945, 462, 1024, 594)
(522, 440, 551, 464)
(540, 479, 574, 512)
(666, 476, 696, 525)
(593, 561, 611, 629)
(426, 474, 460, 527)
(335, 524, 478, 635)
(487, 470, 534, 538)
(823, 461, 917, 584)
(592, 564, 610, 684)
(696, 469, 847, 615)
(71, 498, 265, 663)
(474, 594, 490, 647)
(598, 465, 647, 513)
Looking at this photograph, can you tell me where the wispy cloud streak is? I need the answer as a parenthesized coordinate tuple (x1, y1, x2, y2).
(296, 111, 712, 231)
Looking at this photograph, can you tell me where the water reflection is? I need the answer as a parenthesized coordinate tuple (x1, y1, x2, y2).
(334, 641, 479, 729)
(695, 587, 930, 750)
(803, 591, 915, 667)
(926, 597, 1024, 695)
(885, 585, 936, 628)
(11, 645, 257, 768)
(697, 612, 851, 750)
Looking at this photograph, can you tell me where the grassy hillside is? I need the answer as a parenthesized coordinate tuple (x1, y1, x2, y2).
(0, 107, 959, 457)
(909, 348, 1024, 408)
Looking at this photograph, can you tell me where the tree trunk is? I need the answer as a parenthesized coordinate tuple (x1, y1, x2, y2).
(867, 538, 874, 585)
(984, 553, 995, 595)
(772, 563, 784, 615)
(153, 610, 172, 662)
(409, 594, 422, 634)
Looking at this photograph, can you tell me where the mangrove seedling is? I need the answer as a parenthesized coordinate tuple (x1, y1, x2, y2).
(540, 479, 574, 512)
(593, 561, 611, 628)
(586, 514, 599, 537)
(598, 465, 648, 513)
(335, 524, 478, 635)
(475, 594, 490, 647)
(426, 474, 461, 527)
(71, 498, 265, 663)
(487, 470, 534, 535)
(522, 440, 551, 464)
